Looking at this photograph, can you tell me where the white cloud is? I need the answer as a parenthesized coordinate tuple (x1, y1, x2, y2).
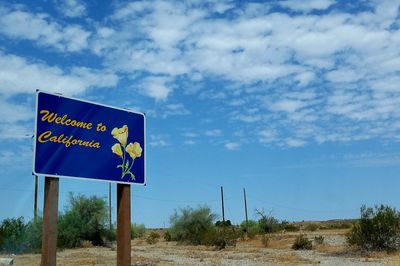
(149, 134, 169, 147)
(182, 132, 198, 138)
(235, 114, 263, 123)
(269, 99, 307, 113)
(0, 146, 32, 167)
(326, 69, 363, 83)
(184, 140, 196, 145)
(139, 76, 173, 101)
(0, 5, 90, 52)
(258, 129, 277, 144)
(225, 142, 240, 150)
(2, 1, 400, 148)
(205, 129, 222, 137)
(162, 103, 190, 118)
(57, 0, 86, 18)
(0, 98, 33, 123)
(0, 52, 118, 96)
(75, 1, 400, 146)
(285, 138, 306, 148)
(279, 0, 335, 12)
(0, 123, 33, 140)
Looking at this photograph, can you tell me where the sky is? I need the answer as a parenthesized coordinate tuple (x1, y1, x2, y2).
(1, 0, 400, 228)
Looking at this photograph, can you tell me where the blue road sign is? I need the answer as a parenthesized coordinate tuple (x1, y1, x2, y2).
(33, 91, 146, 185)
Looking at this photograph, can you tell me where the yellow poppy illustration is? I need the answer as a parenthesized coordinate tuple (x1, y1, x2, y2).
(111, 143, 123, 158)
(111, 125, 142, 180)
(126, 142, 142, 159)
(111, 125, 128, 146)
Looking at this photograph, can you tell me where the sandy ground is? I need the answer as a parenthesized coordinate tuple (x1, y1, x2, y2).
(8, 229, 400, 265)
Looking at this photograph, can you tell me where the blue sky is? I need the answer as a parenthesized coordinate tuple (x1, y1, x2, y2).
(1, 0, 400, 228)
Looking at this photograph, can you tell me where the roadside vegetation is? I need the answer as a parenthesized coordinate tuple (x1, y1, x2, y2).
(347, 204, 400, 251)
(2, 202, 400, 254)
(0, 193, 114, 253)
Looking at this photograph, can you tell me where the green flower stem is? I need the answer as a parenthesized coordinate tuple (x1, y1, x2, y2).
(121, 145, 127, 178)
(127, 158, 135, 173)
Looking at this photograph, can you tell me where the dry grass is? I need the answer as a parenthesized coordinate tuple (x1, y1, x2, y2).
(11, 228, 400, 265)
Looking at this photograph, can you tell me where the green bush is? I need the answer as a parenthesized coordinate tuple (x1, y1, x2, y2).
(292, 234, 312, 250)
(0, 217, 27, 253)
(24, 217, 43, 252)
(305, 223, 319, 232)
(203, 225, 241, 249)
(0, 216, 42, 254)
(58, 193, 109, 248)
(164, 230, 172, 241)
(347, 205, 400, 251)
(256, 210, 281, 233)
(320, 222, 351, 230)
(131, 223, 145, 239)
(103, 226, 116, 243)
(215, 220, 232, 227)
(284, 223, 300, 232)
(146, 232, 160, 244)
(169, 206, 216, 245)
(239, 220, 259, 239)
(1, 194, 111, 252)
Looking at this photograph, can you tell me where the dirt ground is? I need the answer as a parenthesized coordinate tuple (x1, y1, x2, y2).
(10, 229, 400, 265)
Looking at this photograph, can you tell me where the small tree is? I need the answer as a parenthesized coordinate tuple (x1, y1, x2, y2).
(239, 220, 259, 239)
(58, 193, 108, 248)
(292, 234, 312, 250)
(256, 209, 281, 233)
(0, 216, 43, 254)
(169, 205, 216, 245)
(347, 205, 400, 251)
(0, 217, 27, 253)
(24, 216, 43, 252)
(131, 223, 145, 239)
(146, 232, 160, 244)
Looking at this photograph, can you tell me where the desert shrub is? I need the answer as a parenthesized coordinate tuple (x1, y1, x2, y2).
(103, 226, 116, 243)
(305, 223, 319, 232)
(284, 223, 300, 232)
(58, 193, 108, 248)
(24, 217, 43, 252)
(292, 234, 312, 250)
(0, 216, 42, 254)
(164, 230, 172, 241)
(131, 223, 146, 239)
(256, 210, 281, 233)
(314, 235, 324, 245)
(337, 223, 352, 229)
(347, 205, 400, 251)
(215, 220, 232, 227)
(203, 225, 241, 249)
(0, 217, 27, 253)
(146, 232, 160, 244)
(320, 222, 351, 230)
(240, 220, 259, 239)
(169, 205, 216, 245)
(261, 234, 270, 247)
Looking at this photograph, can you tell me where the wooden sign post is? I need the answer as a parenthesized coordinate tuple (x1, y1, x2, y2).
(117, 184, 131, 266)
(41, 176, 59, 266)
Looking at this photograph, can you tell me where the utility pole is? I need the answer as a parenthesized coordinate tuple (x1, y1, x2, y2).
(243, 188, 248, 231)
(109, 183, 112, 230)
(220, 186, 225, 222)
(34, 175, 38, 223)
